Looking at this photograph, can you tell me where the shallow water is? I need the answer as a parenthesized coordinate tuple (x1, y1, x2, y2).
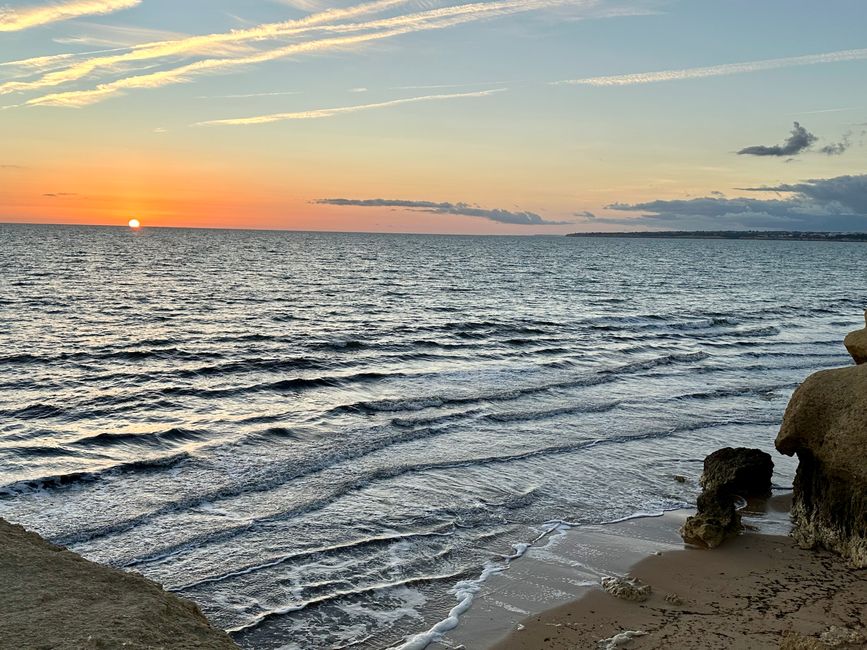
(0, 225, 862, 648)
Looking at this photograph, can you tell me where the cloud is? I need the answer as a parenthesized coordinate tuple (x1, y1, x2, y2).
(13, 0, 604, 107)
(0, 0, 411, 97)
(43, 192, 78, 197)
(196, 88, 505, 126)
(818, 133, 851, 156)
(314, 198, 572, 225)
(0, 0, 140, 32)
(737, 175, 867, 215)
(582, 174, 867, 231)
(196, 90, 303, 99)
(737, 122, 817, 157)
(553, 47, 867, 86)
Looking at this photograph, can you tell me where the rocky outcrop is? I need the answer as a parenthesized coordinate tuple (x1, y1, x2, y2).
(700, 446, 774, 497)
(0, 518, 239, 649)
(843, 310, 867, 364)
(680, 447, 774, 548)
(775, 363, 867, 568)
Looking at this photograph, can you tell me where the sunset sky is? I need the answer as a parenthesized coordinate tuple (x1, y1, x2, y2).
(1, 0, 865, 234)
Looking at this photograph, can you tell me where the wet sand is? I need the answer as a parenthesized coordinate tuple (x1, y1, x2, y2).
(438, 495, 867, 649)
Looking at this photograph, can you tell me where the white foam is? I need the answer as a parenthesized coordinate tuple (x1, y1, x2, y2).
(389, 543, 531, 650)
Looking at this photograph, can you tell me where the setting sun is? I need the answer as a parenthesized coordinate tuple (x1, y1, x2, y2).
(128, 219, 141, 229)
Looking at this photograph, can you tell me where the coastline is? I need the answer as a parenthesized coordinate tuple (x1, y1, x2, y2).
(436, 494, 866, 650)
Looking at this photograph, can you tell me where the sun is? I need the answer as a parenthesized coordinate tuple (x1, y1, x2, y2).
(128, 218, 141, 229)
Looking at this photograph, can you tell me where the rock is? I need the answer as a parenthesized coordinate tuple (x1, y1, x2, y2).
(700, 447, 774, 497)
(776, 363, 867, 567)
(680, 490, 741, 548)
(843, 310, 867, 364)
(673, 474, 687, 483)
(664, 593, 683, 605)
(0, 518, 238, 649)
(820, 625, 864, 647)
(780, 632, 827, 650)
(600, 576, 651, 602)
(780, 627, 865, 649)
(598, 630, 648, 649)
(680, 447, 774, 548)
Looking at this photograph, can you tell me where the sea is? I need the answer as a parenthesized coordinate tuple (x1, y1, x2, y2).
(0, 224, 863, 649)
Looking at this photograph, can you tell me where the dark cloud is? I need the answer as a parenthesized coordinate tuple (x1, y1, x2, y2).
(737, 122, 817, 157)
(818, 133, 851, 156)
(587, 174, 867, 231)
(42, 192, 77, 197)
(738, 174, 867, 214)
(314, 198, 571, 225)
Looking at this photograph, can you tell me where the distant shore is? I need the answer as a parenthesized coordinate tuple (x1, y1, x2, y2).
(566, 231, 867, 242)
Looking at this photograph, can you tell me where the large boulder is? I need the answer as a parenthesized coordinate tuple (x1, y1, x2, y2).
(843, 310, 867, 365)
(775, 363, 867, 567)
(700, 446, 774, 497)
(680, 447, 774, 548)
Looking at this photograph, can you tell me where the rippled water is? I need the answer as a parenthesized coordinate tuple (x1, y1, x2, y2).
(0, 224, 863, 649)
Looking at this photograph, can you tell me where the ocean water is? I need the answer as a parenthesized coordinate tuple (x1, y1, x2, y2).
(0, 224, 863, 649)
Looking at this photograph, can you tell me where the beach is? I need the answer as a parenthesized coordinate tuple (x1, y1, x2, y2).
(438, 495, 867, 650)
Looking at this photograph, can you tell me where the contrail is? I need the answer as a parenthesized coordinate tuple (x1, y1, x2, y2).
(554, 48, 867, 86)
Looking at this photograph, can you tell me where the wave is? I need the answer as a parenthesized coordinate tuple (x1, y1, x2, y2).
(334, 351, 707, 415)
(0, 452, 192, 497)
(105, 419, 744, 568)
(175, 526, 455, 592)
(69, 427, 207, 449)
(229, 570, 470, 637)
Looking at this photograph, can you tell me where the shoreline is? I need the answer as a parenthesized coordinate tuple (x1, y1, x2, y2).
(432, 494, 866, 650)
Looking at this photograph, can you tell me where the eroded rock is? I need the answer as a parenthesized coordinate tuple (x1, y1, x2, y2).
(776, 362, 867, 567)
(843, 310, 867, 364)
(680, 447, 773, 548)
(600, 576, 651, 602)
(0, 518, 238, 649)
(700, 446, 774, 497)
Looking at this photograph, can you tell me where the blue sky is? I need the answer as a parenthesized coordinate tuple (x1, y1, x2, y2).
(1, 0, 865, 232)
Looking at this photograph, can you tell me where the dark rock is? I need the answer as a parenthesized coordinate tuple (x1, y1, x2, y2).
(700, 447, 774, 498)
(843, 310, 867, 365)
(680, 489, 743, 548)
(680, 447, 773, 549)
(775, 362, 867, 567)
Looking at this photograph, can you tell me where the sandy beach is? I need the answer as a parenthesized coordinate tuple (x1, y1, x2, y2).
(434, 495, 866, 650)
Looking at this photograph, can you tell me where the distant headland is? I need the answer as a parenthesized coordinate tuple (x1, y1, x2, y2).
(566, 231, 867, 242)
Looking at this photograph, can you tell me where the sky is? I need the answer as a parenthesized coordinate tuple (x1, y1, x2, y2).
(0, 0, 865, 234)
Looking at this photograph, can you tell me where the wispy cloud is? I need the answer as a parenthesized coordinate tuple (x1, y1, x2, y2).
(315, 197, 572, 225)
(196, 88, 505, 126)
(0, 0, 411, 97)
(13, 0, 595, 107)
(391, 80, 508, 90)
(0, 0, 140, 32)
(818, 133, 852, 156)
(554, 48, 867, 86)
(196, 90, 303, 99)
